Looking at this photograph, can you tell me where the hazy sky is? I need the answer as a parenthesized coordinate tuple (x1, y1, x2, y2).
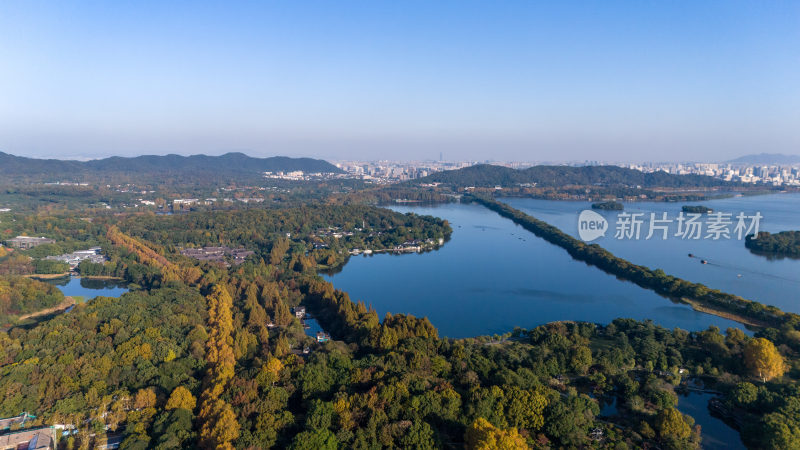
(1, 1, 798, 162)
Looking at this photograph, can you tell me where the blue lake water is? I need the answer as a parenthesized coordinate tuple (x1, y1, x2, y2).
(676, 391, 745, 450)
(303, 318, 324, 339)
(504, 193, 800, 314)
(323, 202, 748, 338)
(46, 277, 129, 300)
(319, 195, 791, 450)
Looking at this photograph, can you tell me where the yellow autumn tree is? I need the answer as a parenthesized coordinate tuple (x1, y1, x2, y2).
(106, 226, 181, 282)
(198, 284, 240, 449)
(263, 357, 283, 386)
(744, 337, 787, 382)
(133, 387, 156, 409)
(165, 386, 196, 411)
(269, 237, 290, 265)
(655, 407, 692, 441)
(204, 285, 236, 397)
(198, 398, 240, 449)
(465, 418, 528, 450)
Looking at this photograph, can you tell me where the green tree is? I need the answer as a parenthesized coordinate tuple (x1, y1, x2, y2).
(289, 429, 338, 450)
(399, 421, 436, 449)
(505, 386, 548, 431)
(731, 382, 758, 407)
(759, 413, 800, 449)
(654, 407, 692, 442)
(570, 345, 592, 374)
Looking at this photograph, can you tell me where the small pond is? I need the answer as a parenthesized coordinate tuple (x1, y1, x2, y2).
(45, 277, 129, 301)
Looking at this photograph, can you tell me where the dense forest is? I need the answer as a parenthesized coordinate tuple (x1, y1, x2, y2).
(746, 231, 800, 257)
(682, 205, 713, 214)
(413, 164, 736, 189)
(2, 267, 798, 448)
(592, 201, 624, 211)
(0, 152, 342, 185)
(0, 276, 65, 326)
(1, 191, 799, 448)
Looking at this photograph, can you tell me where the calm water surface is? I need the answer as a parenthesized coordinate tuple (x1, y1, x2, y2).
(505, 193, 800, 313)
(322, 197, 781, 450)
(46, 277, 129, 300)
(676, 391, 745, 450)
(323, 202, 746, 338)
(303, 318, 325, 339)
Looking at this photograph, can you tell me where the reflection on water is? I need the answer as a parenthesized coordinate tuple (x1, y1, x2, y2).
(45, 277, 129, 300)
(598, 396, 618, 417)
(746, 248, 800, 261)
(323, 202, 746, 338)
(303, 318, 324, 338)
(676, 390, 745, 450)
(505, 193, 800, 314)
(596, 390, 743, 449)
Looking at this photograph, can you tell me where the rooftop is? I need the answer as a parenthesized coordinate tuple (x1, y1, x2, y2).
(0, 413, 34, 431)
(0, 426, 55, 450)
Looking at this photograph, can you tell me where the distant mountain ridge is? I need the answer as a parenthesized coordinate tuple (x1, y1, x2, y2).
(729, 153, 800, 164)
(0, 151, 342, 182)
(414, 164, 732, 188)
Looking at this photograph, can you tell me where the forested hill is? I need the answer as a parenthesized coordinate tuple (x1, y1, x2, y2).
(729, 153, 800, 164)
(413, 164, 733, 188)
(0, 152, 342, 182)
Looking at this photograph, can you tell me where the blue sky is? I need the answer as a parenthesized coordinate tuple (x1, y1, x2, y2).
(1, 1, 798, 162)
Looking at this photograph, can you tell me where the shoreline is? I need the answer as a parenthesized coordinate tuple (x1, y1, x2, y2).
(81, 275, 124, 280)
(23, 273, 70, 279)
(379, 187, 796, 208)
(26, 274, 124, 281)
(679, 298, 768, 329)
(17, 296, 76, 321)
(470, 194, 793, 330)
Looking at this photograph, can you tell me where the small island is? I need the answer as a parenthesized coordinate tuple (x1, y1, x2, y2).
(682, 205, 713, 214)
(745, 231, 800, 257)
(591, 201, 623, 211)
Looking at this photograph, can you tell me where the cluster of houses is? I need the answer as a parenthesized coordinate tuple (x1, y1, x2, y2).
(314, 227, 355, 239)
(350, 238, 444, 255)
(0, 413, 55, 450)
(5, 236, 55, 250)
(263, 171, 344, 181)
(348, 248, 373, 255)
(393, 239, 426, 252)
(45, 247, 107, 269)
(172, 197, 266, 209)
(293, 307, 331, 343)
(310, 224, 444, 256)
(180, 246, 254, 267)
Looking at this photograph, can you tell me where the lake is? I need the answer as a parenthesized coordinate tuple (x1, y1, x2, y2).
(505, 192, 800, 314)
(676, 390, 746, 450)
(303, 317, 325, 339)
(323, 201, 748, 339)
(321, 197, 779, 449)
(45, 277, 129, 300)
(598, 389, 745, 450)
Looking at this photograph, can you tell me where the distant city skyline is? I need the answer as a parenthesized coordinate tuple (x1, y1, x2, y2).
(4, 148, 799, 168)
(1, 1, 798, 161)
